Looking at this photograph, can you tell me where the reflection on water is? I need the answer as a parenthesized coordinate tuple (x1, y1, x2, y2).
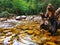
(0, 19, 20, 28)
(0, 19, 39, 45)
(0, 16, 59, 45)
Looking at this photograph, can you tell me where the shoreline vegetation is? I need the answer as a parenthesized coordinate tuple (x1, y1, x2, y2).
(0, 0, 60, 16)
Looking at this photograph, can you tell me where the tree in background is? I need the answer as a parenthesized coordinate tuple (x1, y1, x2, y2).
(0, 0, 60, 16)
(12, 0, 48, 15)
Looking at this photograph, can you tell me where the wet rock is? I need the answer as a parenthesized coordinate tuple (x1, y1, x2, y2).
(0, 18, 7, 21)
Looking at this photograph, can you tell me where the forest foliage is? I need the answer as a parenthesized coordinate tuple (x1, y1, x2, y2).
(0, 0, 60, 17)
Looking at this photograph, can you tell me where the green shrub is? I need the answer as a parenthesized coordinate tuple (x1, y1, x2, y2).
(0, 0, 60, 15)
(0, 11, 10, 18)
